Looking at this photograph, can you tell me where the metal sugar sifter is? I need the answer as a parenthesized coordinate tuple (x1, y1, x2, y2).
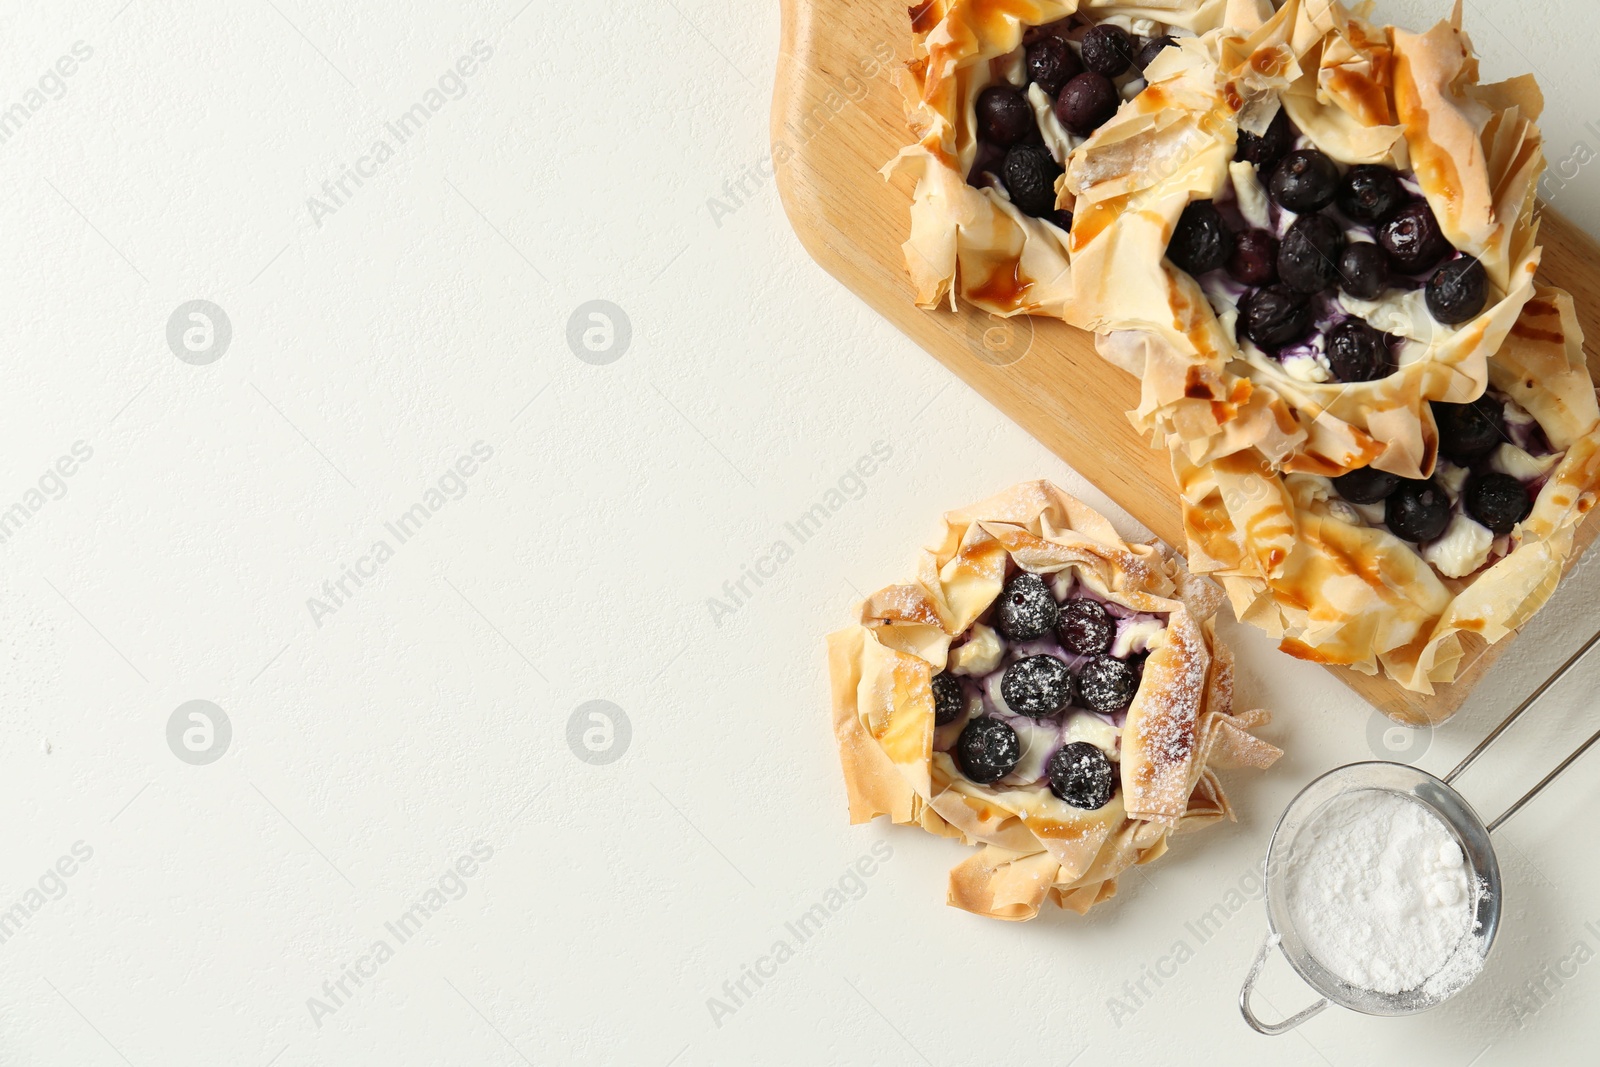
(1238, 631, 1600, 1034)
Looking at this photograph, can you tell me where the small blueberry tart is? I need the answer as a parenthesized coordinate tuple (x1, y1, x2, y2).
(1058, 3, 1600, 700)
(888, 1, 1228, 319)
(1176, 290, 1600, 702)
(827, 481, 1280, 919)
(1066, 3, 1545, 481)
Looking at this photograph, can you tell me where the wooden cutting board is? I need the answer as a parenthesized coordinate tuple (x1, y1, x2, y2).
(772, 0, 1600, 724)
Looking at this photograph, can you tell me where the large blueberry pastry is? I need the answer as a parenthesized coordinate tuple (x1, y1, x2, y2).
(886, 1, 1230, 317)
(1066, 2, 1545, 478)
(826, 482, 1280, 919)
(1177, 292, 1600, 705)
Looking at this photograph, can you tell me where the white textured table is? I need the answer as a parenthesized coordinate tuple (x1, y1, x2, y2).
(1, 2, 1598, 1064)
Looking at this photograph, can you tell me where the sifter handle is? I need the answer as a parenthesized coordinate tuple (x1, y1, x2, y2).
(1239, 933, 1328, 1036)
(1446, 628, 1600, 784)
(1444, 627, 1600, 833)
(1485, 721, 1600, 832)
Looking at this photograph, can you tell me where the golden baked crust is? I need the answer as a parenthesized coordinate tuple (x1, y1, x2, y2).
(1175, 288, 1600, 710)
(826, 480, 1280, 919)
(885, 1, 1241, 317)
(1065, 0, 1544, 479)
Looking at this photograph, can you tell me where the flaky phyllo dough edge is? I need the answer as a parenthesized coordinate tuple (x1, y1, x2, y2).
(882, 0, 1256, 318)
(825, 480, 1281, 920)
(1066, 0, 1545, 480)
(1174, 288, 1600, 713)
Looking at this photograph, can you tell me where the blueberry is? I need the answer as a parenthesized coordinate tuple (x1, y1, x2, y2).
(957, 717, 1021, 784)
(1227, 228, 1279, 286)
(1167, 200, 1232, 276)
(1337, 165, 1404, 224)
(977, 85, 1034, 146)
(1338, 242, 1390, 300)
(968, 141, 1005, 187)
(1001, 654, 1075, 717)
(1235, 108, 1294, 172)
(1333, 466, 1401, 505)
(1269, 149, 1340, 213)
(1049, 208, 1075, 232)
(1433, 397, 1505, 465)
(1386, 479, 1452, 543)
(1239, 285, 1312, 350)
(1057, 598, 1115, 655)
(1055, 72, 1119, 135)
(931, 672, 964, 727)
(1077, 655, 1139, 714)
(1426, 256, 1489, 325)
(994, 572, 1059, 640)
(1047, 741, 1116, 809)
(1379, 200, 1453, 275)
(1026, 35, 1082, 96)
(1325, 320, 1392, 382)
(1080, 24, 1133, 78)
(1135, 34, 1177, 72)
(1465, 472, 1532, 535)
(1001, 145, 1063, 218)
(1277, 214, 1345, 294)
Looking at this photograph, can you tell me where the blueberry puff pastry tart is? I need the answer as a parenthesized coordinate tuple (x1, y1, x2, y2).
(1177, 290, 1600, 707)
(885, 0, 1238, 318)
(826, 481, 1280, 919)
(1067, 0, 1546, 479)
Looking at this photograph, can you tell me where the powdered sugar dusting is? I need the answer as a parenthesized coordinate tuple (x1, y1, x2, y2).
(1130, 616, 1204, 768)
(1286, 790, 1484, 997)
